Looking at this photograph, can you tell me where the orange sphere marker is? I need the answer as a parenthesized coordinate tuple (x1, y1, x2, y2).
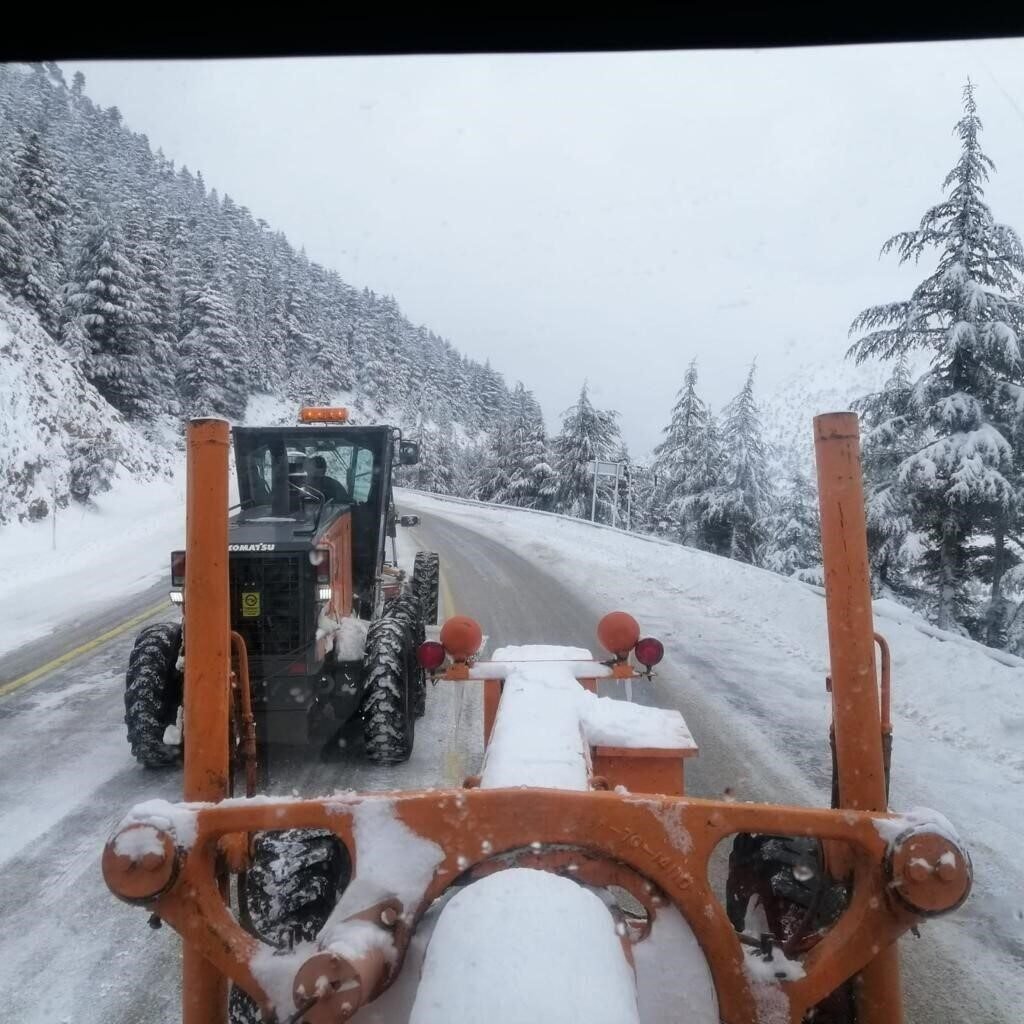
(440, 616, 483, 660)
(597, 612, 640, 657)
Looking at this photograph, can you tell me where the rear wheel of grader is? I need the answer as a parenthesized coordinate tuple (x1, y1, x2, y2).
(413, 550, 440, 625)
(726, 833, 855, 1023)
(404, 589, 428, 719)
(360, 595, 418, 763)
(229, 828, 351, 1023)
(124, 622, 183, 768)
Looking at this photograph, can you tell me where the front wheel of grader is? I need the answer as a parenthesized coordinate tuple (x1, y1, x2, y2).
(124, 622, 184, 768)
(726, 833, 855, 1023)
(229, 828, 351, 1023)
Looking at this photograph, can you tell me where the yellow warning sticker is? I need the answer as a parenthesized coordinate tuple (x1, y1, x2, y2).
(241, 592, 261, 618)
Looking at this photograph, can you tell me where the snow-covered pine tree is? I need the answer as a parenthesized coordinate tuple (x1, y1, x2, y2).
(453, 438, 488, 500)
(848, 82, 1024, 633)
(475, 361, 508, 431)
(679, 412, 727, 551)
(625, 462, 656, 533)
(652, 359, 713, 540)
(11, 131, 67, 332)
(123, 204, 179, 417)
(286, 362, 332, 407)
(702, 363, 772, 564)
(553, 382, 623, 521)
(0, 155, 27, 303)
(473, 384, 556, 509)
(762, 462, 822, 580)
(417, 418, 457, 495)
(66, 423, 121, 502)
(475, 422, 514, 505)
(0, 140, 52, 332)
(851, 356, 922, 599)
(177, 282, 249, 419)
(62, 213, 156, 420)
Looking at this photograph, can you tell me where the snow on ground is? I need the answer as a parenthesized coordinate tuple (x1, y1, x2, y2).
(0, 465, 187, 657)
(398, 488, 1024, 1007)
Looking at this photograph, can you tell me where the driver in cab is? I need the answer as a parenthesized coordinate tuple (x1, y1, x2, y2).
(306, 455, 350, 504)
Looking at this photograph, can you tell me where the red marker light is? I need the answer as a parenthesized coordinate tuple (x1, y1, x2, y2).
(417, 641, 447, 672)
(634, 637, 664, 669)
(170, 550, 186, 587)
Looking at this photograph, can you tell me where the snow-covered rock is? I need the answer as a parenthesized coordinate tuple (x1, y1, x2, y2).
(0, 295, 173, 524)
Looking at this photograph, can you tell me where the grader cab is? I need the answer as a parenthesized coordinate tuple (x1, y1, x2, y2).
(103, 413, 971, 1024)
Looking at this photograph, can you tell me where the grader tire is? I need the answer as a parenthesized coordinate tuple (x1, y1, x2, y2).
(413, 550, 440, 625)
(726, 833, 854, 1024)
(360, 600, 417, 763)
(229, 829, 350, 1022)
(124, 622, 183, 769)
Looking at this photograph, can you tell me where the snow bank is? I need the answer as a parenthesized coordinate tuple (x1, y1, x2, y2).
(410, 867, 640, 1024)
(0, 296, 190, 654)
(0, 462, 186, 655)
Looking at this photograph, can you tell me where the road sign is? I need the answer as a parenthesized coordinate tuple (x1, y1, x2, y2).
(589, 460, 623, 479)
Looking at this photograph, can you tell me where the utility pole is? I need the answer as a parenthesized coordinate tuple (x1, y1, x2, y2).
(625, 463, 632, 532)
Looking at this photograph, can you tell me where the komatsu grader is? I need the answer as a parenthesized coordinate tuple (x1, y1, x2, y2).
(123, 406, 439, 769)
(103, 413, 972, 1024)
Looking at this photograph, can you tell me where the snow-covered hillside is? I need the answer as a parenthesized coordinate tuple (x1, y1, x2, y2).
(400, 489, 1024, 1013)
(760, 348, 928, 471)
(0, 294, 174, 525)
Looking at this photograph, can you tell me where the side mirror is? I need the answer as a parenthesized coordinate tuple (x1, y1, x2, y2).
(399, 514, 420, 527)
(399, 440, 420, 466)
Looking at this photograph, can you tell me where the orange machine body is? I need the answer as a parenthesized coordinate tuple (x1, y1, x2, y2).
(103, 413, 970, 1024)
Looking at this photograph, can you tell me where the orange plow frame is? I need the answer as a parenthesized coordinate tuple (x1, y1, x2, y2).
(101, 413, 972, 1024)
(103, 788, 970, 1024)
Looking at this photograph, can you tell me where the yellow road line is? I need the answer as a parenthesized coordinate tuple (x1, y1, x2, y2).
(0, 597, 171, 698)
(438, 565, 457, 621)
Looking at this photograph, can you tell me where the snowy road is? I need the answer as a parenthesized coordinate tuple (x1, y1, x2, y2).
(0, 503, 1016, 1023)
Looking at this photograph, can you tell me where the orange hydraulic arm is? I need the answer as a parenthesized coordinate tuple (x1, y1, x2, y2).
(814, 412, 902, 1024)
(182, 419, 232, 1024)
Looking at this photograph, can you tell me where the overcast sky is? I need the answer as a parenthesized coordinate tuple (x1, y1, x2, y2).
(64, 39, 1024, 457)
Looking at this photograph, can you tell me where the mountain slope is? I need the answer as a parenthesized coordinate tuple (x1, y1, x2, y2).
(0, 294, 173, 525)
